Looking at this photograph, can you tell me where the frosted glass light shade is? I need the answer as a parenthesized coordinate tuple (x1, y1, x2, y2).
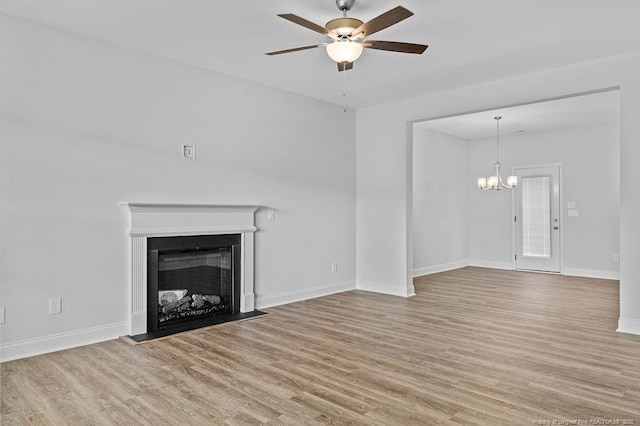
(507, 175, 518, 187)
(477, 178, 487, 188)
(488, 176, 499, 189)
(326, 41, 364, 63)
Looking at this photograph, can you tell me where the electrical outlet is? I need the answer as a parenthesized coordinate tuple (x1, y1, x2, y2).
(331, 262, 337, 273)
(613, 254, 620, 263)
(49, 298, 62, 315)
(267, 209, 276, 220)
(181, 144, 196, 160)
(0, 307, 5, 324)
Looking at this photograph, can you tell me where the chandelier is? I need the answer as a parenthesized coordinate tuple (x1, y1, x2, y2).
(477, 116, 517, 190)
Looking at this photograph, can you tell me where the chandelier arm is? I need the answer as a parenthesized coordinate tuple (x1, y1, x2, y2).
(495, 162, 503, 190)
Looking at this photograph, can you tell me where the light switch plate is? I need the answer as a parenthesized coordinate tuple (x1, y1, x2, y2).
(568, 209, 579, 217)
(49, 298, 62, 315)
(567, 201, 576, 209)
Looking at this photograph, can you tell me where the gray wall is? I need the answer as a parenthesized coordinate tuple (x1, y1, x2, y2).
(0, 16, 356, 357)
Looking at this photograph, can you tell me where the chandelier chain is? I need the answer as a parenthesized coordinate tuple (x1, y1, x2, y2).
(495, 116, 501, 164)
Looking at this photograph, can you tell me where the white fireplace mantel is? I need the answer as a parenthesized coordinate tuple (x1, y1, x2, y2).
(121, 203, 260, 335)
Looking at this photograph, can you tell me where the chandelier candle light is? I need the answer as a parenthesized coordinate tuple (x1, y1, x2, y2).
(477, 116, 517, 190)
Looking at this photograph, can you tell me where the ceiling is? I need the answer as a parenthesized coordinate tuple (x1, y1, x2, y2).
(415, 90, 620, 140)
(2, 1, 640, 109)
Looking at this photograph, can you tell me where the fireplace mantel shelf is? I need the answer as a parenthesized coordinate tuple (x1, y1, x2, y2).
(126, 226, 257, 238)
(121, 203, 261, 237)
(120, 203, 261, 213)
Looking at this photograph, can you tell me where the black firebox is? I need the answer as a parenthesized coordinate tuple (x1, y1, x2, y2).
(146, 234, 241, 333)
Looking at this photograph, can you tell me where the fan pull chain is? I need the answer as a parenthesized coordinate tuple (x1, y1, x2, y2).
(342, 65, 347, 112)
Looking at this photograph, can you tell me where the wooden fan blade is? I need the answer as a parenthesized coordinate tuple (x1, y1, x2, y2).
(352, 6, 413, 37)
(278, 14, 328, 35)
(363, 40, 428, 54)
(265, 44, 323, 56)
(338, 62, 353, 72)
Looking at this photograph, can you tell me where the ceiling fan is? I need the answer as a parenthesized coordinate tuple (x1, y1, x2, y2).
(266, 0, 428, 72)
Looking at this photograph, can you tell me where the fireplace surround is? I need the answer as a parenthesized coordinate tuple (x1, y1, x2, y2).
(121, 203, 259, 337)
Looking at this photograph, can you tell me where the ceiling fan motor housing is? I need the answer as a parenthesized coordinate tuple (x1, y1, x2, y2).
(326, 17, 363, 36)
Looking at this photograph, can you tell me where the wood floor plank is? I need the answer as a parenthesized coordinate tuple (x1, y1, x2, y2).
(3, 267, 640, 424)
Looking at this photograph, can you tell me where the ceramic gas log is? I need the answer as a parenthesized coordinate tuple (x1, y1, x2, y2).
(158, 292, 228, 324)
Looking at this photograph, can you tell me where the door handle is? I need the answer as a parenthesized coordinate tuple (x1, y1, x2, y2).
(553, 226, 559, 230)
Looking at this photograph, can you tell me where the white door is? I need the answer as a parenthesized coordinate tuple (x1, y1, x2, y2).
(514, 166, 561, 272)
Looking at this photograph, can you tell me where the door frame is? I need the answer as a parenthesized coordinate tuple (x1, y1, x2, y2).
(511, 163, 564, 273)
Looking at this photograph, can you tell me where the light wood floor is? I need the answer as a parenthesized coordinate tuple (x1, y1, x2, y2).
(3, 267, 640, 425)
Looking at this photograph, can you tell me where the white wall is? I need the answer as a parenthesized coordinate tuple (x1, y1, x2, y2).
(467, 123, 620, 277)
(412, 128, 468, 275)
(356, 51, 640, 335)
(356, 118, 414, 297)
(0, 15, 356, 359)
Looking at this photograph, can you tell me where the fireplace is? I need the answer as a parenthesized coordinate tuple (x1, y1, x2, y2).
(147, 234, 241, 333)
(121, 203, 260, 338)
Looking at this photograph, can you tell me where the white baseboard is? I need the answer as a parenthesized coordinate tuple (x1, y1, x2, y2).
(356, 280, 414, 297)
(1, 321, 129, 363)
(617, 317, 640, 336)
(413, 260, 469, 277)
(467, 259, 514, 270)
(420, 260, 619, 281)
(255, 281, 356, 310)
(562, 268, 620, 280)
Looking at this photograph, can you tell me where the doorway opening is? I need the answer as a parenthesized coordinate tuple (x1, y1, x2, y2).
(411, 88, 619, 280)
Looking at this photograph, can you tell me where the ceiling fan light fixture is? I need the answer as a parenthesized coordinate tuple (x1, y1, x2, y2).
(326, 40, 363, 63)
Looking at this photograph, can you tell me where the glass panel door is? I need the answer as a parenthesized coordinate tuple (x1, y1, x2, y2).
(514, 166, 561, 272)
(521, 176, 551, 258)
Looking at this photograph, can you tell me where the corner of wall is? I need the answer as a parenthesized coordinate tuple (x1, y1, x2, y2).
(617, 317, 640, 336)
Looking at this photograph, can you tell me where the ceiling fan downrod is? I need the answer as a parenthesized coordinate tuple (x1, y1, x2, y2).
(336, 0, 355, 17)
